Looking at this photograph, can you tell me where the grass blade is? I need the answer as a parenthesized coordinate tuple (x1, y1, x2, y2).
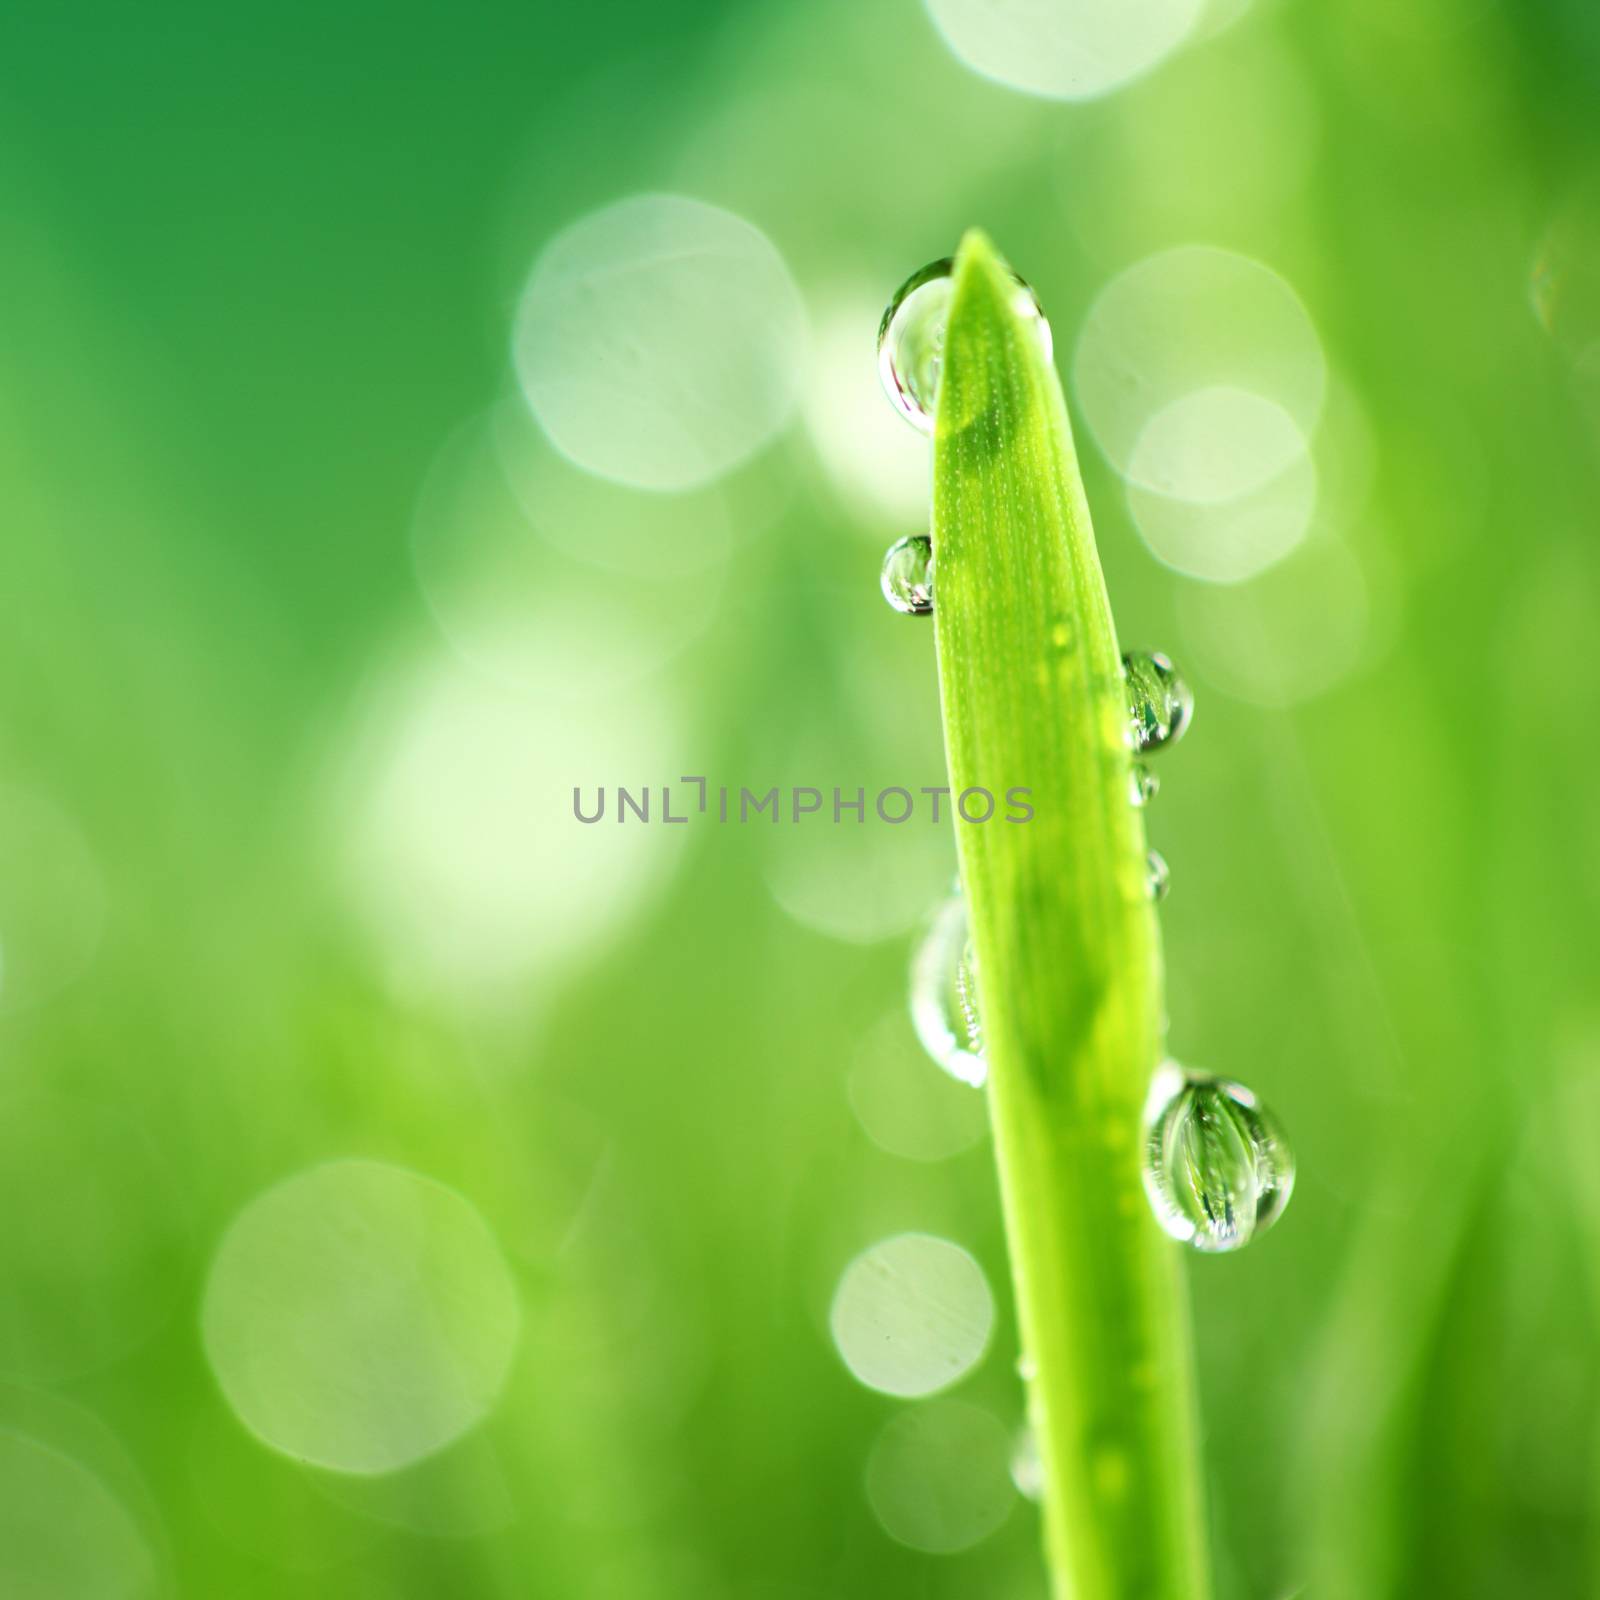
(931, 231, 1212, 1600)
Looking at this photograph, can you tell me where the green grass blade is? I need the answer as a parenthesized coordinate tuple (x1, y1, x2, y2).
(931, 231, 1212, 1600)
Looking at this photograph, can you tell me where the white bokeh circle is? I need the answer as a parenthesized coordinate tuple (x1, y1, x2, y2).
(1074, 246, 1326, 479)
(924, 0, 1206, 102)
(1127, 448, 1319, 584)
(0, 1428, 156, 1599)
(864, 1400, 1016, 1553)
(202, 1160, 521, 1475)
(334, 645, 687, 1013)
(1076, 247, 1328, 582)
(513, 194, 807, 491)
(829, 1232, 993, 1398)
(1126, 386, 1307, 503)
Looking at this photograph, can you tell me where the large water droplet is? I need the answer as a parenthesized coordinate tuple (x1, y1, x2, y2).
(910, 894, 985, 1088)
(1123, 650, 1193, 753)
(1146, 849, 1170, 901)
(878, 258, 1052, 434)
(1142, 1065, 1295, 1253)
(881, 534, 935, 615)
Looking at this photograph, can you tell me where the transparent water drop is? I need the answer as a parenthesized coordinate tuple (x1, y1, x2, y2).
(1146, 850, 1170, 901)
(881, 534, 935, 615)
(1142, 1064, 1295, 1253)
(1010, 1423, 1043, 1504)
(910, 894, 985, 1088)
(878, 258, 1052, 435)
(1123, 650, 1194, 753)
(1129, 761, 1159, 807)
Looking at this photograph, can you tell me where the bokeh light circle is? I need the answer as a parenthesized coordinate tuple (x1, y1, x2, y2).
(513, 194, 807, 491)
(829, 1232, 993, 1398)
(923, 0, 1206, 102)
(1075, 246, 1327, 582)
(1127, 449, 1319, 585)
(334, 642, 686, 1014)
(1075, 246, 1326, 477)
(202, 1160, 521, 1475)
(1126, 386, 1307, 503)
(0, 1428, 157, 1598)
(864, 1400, 1016, 1553)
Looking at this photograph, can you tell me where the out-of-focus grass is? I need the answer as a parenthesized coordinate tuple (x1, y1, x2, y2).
(0, 0, 1596, 1595)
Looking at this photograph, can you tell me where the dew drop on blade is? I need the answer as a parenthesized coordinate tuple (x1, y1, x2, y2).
(1129, 761, 1159, 807)
(1141, 1064, 1296, 1253)
(909, 893, 985, 1087)
(877, 257, 1052, 434)
(1122, 650, 1194, 754)
(1146, 849, 1170, 901)
(881, 534, 935, 615)
(1010, 1422, 1043, 1504)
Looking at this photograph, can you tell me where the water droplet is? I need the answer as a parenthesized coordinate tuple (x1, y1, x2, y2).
(881, 534, 935, 615)
(1146, 850, 1170, 901)
(1129, 761, 1159, 807)
(1123, 650, 1194, 753)
(1010, 1423, 1043, 1503)
(878, 258, 1052, 434)
(910, 894, 985, 1088)
(1015, 1353, 1038, 1383)
(1142, 1064, 1295, 1253)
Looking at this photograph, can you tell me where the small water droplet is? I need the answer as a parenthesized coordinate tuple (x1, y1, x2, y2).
(878, 257, 1052, 434)
(1010, 1423, 1043, 1503)
(1123, 650, 1193, 753)
(881, 534, 934, 615)
(1146, 849, 1170, 901)
(1015, 1353, 1038, 1383)
(1142, 1064, 1296, 1253)
(1129, 762, 1159, 807)
(910, 894, 985, 1088)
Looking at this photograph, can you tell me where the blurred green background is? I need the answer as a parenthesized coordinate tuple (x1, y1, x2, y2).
(2, 0, 1598, 1595)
